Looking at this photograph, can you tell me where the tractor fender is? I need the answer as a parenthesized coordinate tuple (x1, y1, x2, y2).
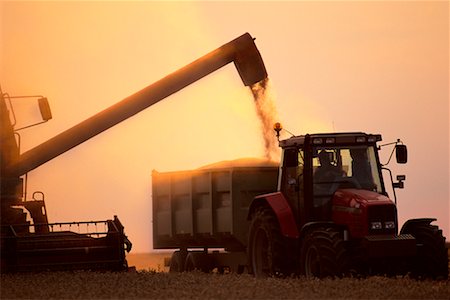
(400, 218, 437, 234)
(248, 192, 299, 238)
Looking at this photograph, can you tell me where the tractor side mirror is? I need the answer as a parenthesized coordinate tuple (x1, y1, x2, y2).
(395, 144, 407, 164)
(38, 97, 52, 121)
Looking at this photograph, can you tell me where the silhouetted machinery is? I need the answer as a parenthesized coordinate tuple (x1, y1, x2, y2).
(154, 131, 448, 279)
(1, 33, 268, 272)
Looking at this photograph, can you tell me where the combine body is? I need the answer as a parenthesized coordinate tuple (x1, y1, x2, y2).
(1, 33, 268, 272)
(157, 133, 448, 279)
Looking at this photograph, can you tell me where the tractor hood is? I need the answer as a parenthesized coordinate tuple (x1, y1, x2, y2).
(333, 189, 394, 209)
(332, 189, 397, 238)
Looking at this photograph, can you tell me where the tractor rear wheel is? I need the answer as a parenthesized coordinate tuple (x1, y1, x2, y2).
(248, 206, 291, 277)
(300, 227, 348, 278)
(403, 223, 448, 279)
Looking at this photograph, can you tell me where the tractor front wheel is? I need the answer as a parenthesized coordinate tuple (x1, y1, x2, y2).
(300, 227, 348, 278)
(403, 223, 448, 279)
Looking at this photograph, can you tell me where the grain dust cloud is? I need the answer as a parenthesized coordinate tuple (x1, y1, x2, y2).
(250, 78, 280, 161)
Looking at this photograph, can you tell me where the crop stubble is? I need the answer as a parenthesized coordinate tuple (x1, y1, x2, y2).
(1, 271, 448, 299)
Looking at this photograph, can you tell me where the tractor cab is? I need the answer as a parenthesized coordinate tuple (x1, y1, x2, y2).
(277, 132, 405, 229)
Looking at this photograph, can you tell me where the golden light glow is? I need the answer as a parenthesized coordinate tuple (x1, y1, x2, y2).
(2, 1, 448, 253)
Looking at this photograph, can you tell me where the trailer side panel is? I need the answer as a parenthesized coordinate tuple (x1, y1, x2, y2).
(152, 166, 278, 250)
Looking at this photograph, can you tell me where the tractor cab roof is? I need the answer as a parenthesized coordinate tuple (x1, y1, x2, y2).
(279, 132, 382, 148)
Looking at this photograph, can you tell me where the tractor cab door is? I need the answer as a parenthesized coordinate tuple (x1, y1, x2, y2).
(279, 147, 305, 225)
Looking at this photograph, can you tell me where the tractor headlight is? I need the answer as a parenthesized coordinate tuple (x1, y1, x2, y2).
(370, 222, 382, 230)
(384, 221, 395, 229)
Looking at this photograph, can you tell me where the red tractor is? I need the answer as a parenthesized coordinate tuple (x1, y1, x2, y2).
(247, 126, 448, 279)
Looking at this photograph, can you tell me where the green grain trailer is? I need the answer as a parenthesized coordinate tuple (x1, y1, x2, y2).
(152, 160, 278, 273)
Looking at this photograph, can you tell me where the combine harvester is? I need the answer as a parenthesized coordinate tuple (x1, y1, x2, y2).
(1, 33, 268, 272)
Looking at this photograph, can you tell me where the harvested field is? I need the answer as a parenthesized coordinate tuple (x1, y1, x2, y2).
(1, 271, 448, 299)
(2, 249, 449, 299)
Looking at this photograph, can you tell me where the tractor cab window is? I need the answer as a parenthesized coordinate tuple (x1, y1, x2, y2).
(279, 148, 304, 202)
(312, 146, 382, 208)
(347, 147, 382, 192)
(278, 147, 304, 218)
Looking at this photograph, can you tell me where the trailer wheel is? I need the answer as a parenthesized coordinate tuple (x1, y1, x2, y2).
(403, 223, 448, 279)
(248, 206, 290, 277)
(300, 227, 348, 278)
(184, 252, 211, 273)
(169, 250, 186, 273)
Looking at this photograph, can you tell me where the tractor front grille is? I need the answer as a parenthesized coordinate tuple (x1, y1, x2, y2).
(367, 204, 397, 235)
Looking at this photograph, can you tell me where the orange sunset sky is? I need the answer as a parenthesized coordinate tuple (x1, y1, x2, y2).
(1, 1, 448, 253)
